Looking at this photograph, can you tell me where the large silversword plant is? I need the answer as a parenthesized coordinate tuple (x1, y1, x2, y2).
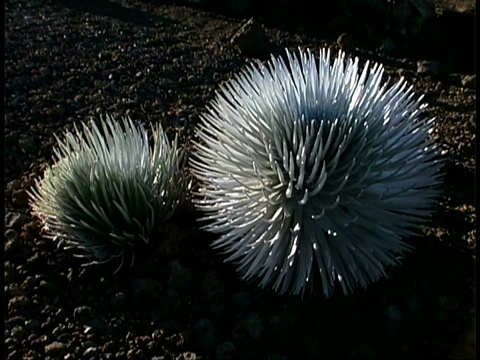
(29, 115, 185, 272)
(190, 48, 444, 297)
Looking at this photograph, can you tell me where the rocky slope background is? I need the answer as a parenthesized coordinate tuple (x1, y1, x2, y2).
(4, 0, 476, 359)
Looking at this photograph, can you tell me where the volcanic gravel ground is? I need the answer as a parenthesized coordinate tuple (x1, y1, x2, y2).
(4, 1, 476, 359)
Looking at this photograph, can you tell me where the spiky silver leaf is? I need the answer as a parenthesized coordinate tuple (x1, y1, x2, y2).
(29, 115, 185, 272)
(190, 48, 444, 297)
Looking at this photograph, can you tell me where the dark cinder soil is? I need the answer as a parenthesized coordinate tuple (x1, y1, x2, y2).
(4, 0, 476, 359)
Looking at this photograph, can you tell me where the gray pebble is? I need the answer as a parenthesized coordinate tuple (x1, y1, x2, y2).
(83, 346, 98, 357)
(6, 315, 26, 326)
(10, 326, 27, 340)
(7, 349, 21, 360)
(30, 334, 49, 346)
(6, 284, 27, 297)
(115, 350, 126, 359)
(5, 230, 23, 256)
(73, 305, 93, 321)
(8, 296, 32, 312)
(5, 262, 15, 283)
(44, 341, 67, 357)
(103, 340, 116, 354)
(21, 276, 36, 293)
(52, 324, 66, 338)
(462, 74, 475, 89)
(416, 60, 439, 75)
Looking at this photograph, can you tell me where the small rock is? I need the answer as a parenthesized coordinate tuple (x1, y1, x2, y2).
(5, 229, 20, 253)
(216, 341, 237, 360)
(41, 316, 56, 332)
(10, 325, 27, 340)
(73, 94, 84, 102)
(5, 261, 15, 283)
(6, 284, 28, 297)
(55, 308, 67, 320)
(31, 334, 49, 348)
(337, 32, 354, 52)
(6, 316, 26, 326)
(85, 317, 111, 336)
(115, 350, 126, 359)
(417, 60, 439, 75)
(230, 18, 277, 59)
(73, 306, 93, 321)
(8, 296, 32, 311)
(52, 324, 66, 338)
(44, 341, 67, 357)
(5, 212, 29, 228)
(84, 347, 98, 357)
(37, 279, 56, 296)
(7, 350, 21, 360)
(25, 349, 40, 360)
(21, 276, 36, 293)
(22, 221, 39, 242)
(103, 340, 116, 354)
(461, 74, 475, 89)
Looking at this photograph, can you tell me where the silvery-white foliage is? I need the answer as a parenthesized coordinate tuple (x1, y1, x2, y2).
(190, 48, 444, 297)
(29, 115, 185, 272)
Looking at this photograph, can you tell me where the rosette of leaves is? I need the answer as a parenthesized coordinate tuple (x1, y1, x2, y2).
(190, 48, 444, 296)
(29, 115, 185, 272)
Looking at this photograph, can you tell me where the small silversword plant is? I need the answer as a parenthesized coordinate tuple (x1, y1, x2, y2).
(29, 115, 185, 272)
(191, 48, 444, 297)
